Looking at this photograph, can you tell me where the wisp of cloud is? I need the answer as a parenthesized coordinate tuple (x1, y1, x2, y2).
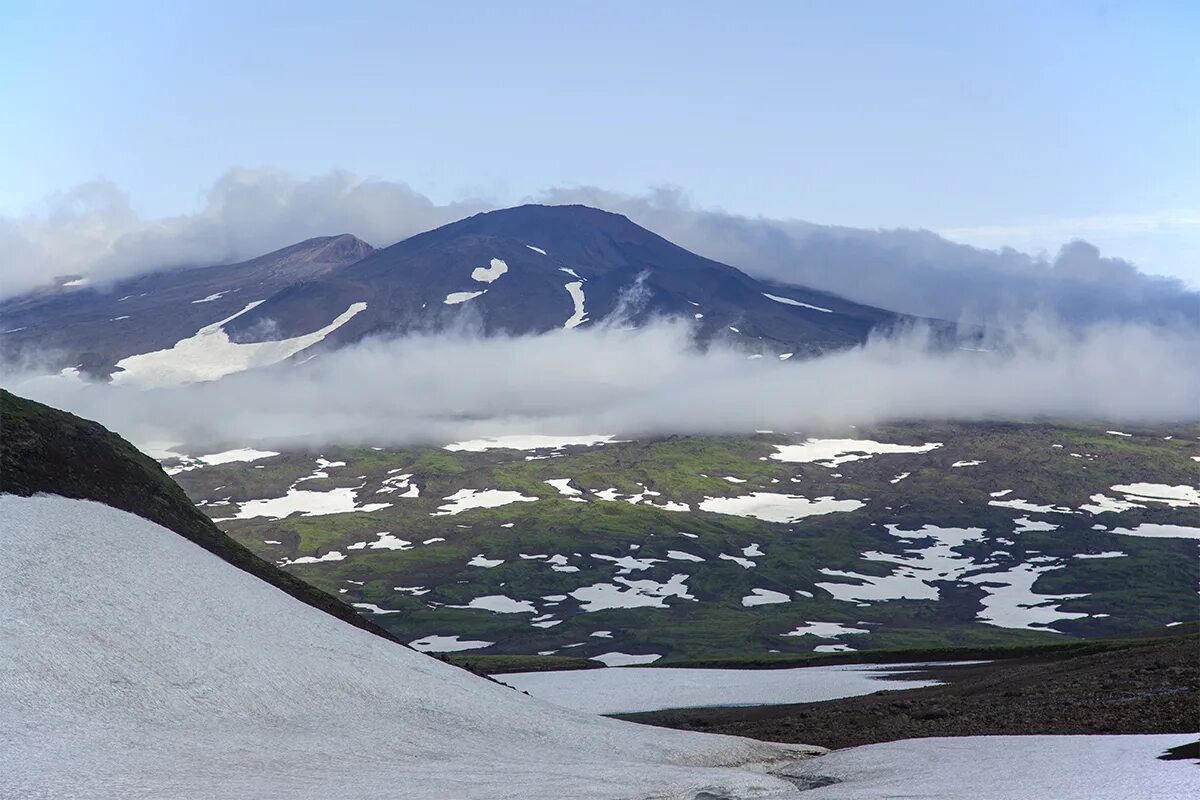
(7, 315, 1198, 452)
(3, 169, 1196, 326)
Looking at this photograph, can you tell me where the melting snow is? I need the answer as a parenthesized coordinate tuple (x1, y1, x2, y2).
(563, 281, 588, 328)
(112, 301, 367, 387)
(432, 489, 538, 516)
(963, 562, 1089, 631)
(444, 290, 486, 304)
(761, 293, 833, 313)
(1080, 494, 1145, 514)
(544, 478, 583, 496)
(408, 634, 495, 653)
(466, 555, 505, 568)
(1013, 517, 1059, 533)
(1111, 483, 1200, 508)
(471, 258, 508, 283)
(352, 602, 403, 615)
(234, 487, 391, 520)
(817, 525, 987, 603)
(699, 492, 864, 523)
(199, 448, 280, 466)
(951, 460, 985, 467)
(284, 550, 346, 565)
(526, 245, 547, 255)
(500, 662, 941, 715)
(570, 575, 695, 611)
(445, 434, 619, 452)
(453, 595, 536, 614)
(346, 532, 412, 551)
(781, 734, 1198, 800)
(592, 652, 662, 667)
(191, 292, 227, 304)
(742, 589, 792, 607)
(592, 554, 663, 573)
(771, 439, 942, 467)
(989, 498, 1074, 514)
(1108, 524, 1200, 540)
(782, 621, 870, 639)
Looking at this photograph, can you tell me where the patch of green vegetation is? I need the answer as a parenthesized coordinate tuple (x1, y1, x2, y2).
(173, 419, 1199, 661)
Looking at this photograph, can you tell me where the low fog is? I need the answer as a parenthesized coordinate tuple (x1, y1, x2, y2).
(2, 169, 1196, 326)
(7, 317, 1198, 453)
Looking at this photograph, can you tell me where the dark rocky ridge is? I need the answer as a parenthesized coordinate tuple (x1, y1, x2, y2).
(224, 204, 916, 353)
(0, 388, 402, 645)
(621, 632, 1200, 749)
(0, 234, 374, 377)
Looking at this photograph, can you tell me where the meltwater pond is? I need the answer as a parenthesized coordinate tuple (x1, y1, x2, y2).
(496, 661, 965, 715)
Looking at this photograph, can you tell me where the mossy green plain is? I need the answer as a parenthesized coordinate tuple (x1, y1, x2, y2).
(173, 422, 1200, 661)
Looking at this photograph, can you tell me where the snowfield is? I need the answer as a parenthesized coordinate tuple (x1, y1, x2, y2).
(771, 438, 942, 467)
(0, 494, 823, 799)
(498, 662, 943, 715)
(782, 734, 1198, 800)
(111, 300, 367, 387)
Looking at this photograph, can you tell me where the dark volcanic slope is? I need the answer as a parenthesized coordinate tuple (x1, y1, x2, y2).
(1, 205, 932, 380)
(0, 234, 373, 376)
(224, 204, 909, 354)
(0, 388, 401, 645)
(622, 634, 1200, 750)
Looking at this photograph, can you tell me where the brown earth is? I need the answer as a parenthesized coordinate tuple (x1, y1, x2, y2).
(619, 635, 1200, 750)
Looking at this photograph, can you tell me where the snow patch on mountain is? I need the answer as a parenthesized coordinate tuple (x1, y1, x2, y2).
(444, 290, 486, 304)
(563, 281, 588, 328)
(233, 485, 391, 520)
(698, 492, 865, 523)
(471, 258, 508, 283)
(771, 439, 942, 467)
(111, 300, 367, 387)
(432, 488, 539, 516)
(445, 434, 620, 452)
(762, 292, 833, 313)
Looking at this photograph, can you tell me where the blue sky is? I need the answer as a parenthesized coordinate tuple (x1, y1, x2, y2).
(2, 0, 1197, 281)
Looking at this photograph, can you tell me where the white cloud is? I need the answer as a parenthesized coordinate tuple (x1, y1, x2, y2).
(7, 316, 1197, 451)
(2, 169, 1196, 326)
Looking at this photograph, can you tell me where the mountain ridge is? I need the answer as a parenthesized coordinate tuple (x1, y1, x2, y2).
(1, 204, 929, 383)
(0, 388, 403, 645)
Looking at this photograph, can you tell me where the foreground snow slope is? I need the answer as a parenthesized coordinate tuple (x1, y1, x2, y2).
(0, 495, 820, 800)
(788, 734, 1198, 799)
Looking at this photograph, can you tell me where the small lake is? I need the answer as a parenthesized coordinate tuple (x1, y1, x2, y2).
(495, 661, 971, 715)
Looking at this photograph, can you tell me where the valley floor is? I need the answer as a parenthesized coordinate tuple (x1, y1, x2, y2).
(621, 633, 1200, 750)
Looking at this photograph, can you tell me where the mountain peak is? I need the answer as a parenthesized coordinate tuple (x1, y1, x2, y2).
(427, 203, 650, 248)
(283, 233, 375, 264)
